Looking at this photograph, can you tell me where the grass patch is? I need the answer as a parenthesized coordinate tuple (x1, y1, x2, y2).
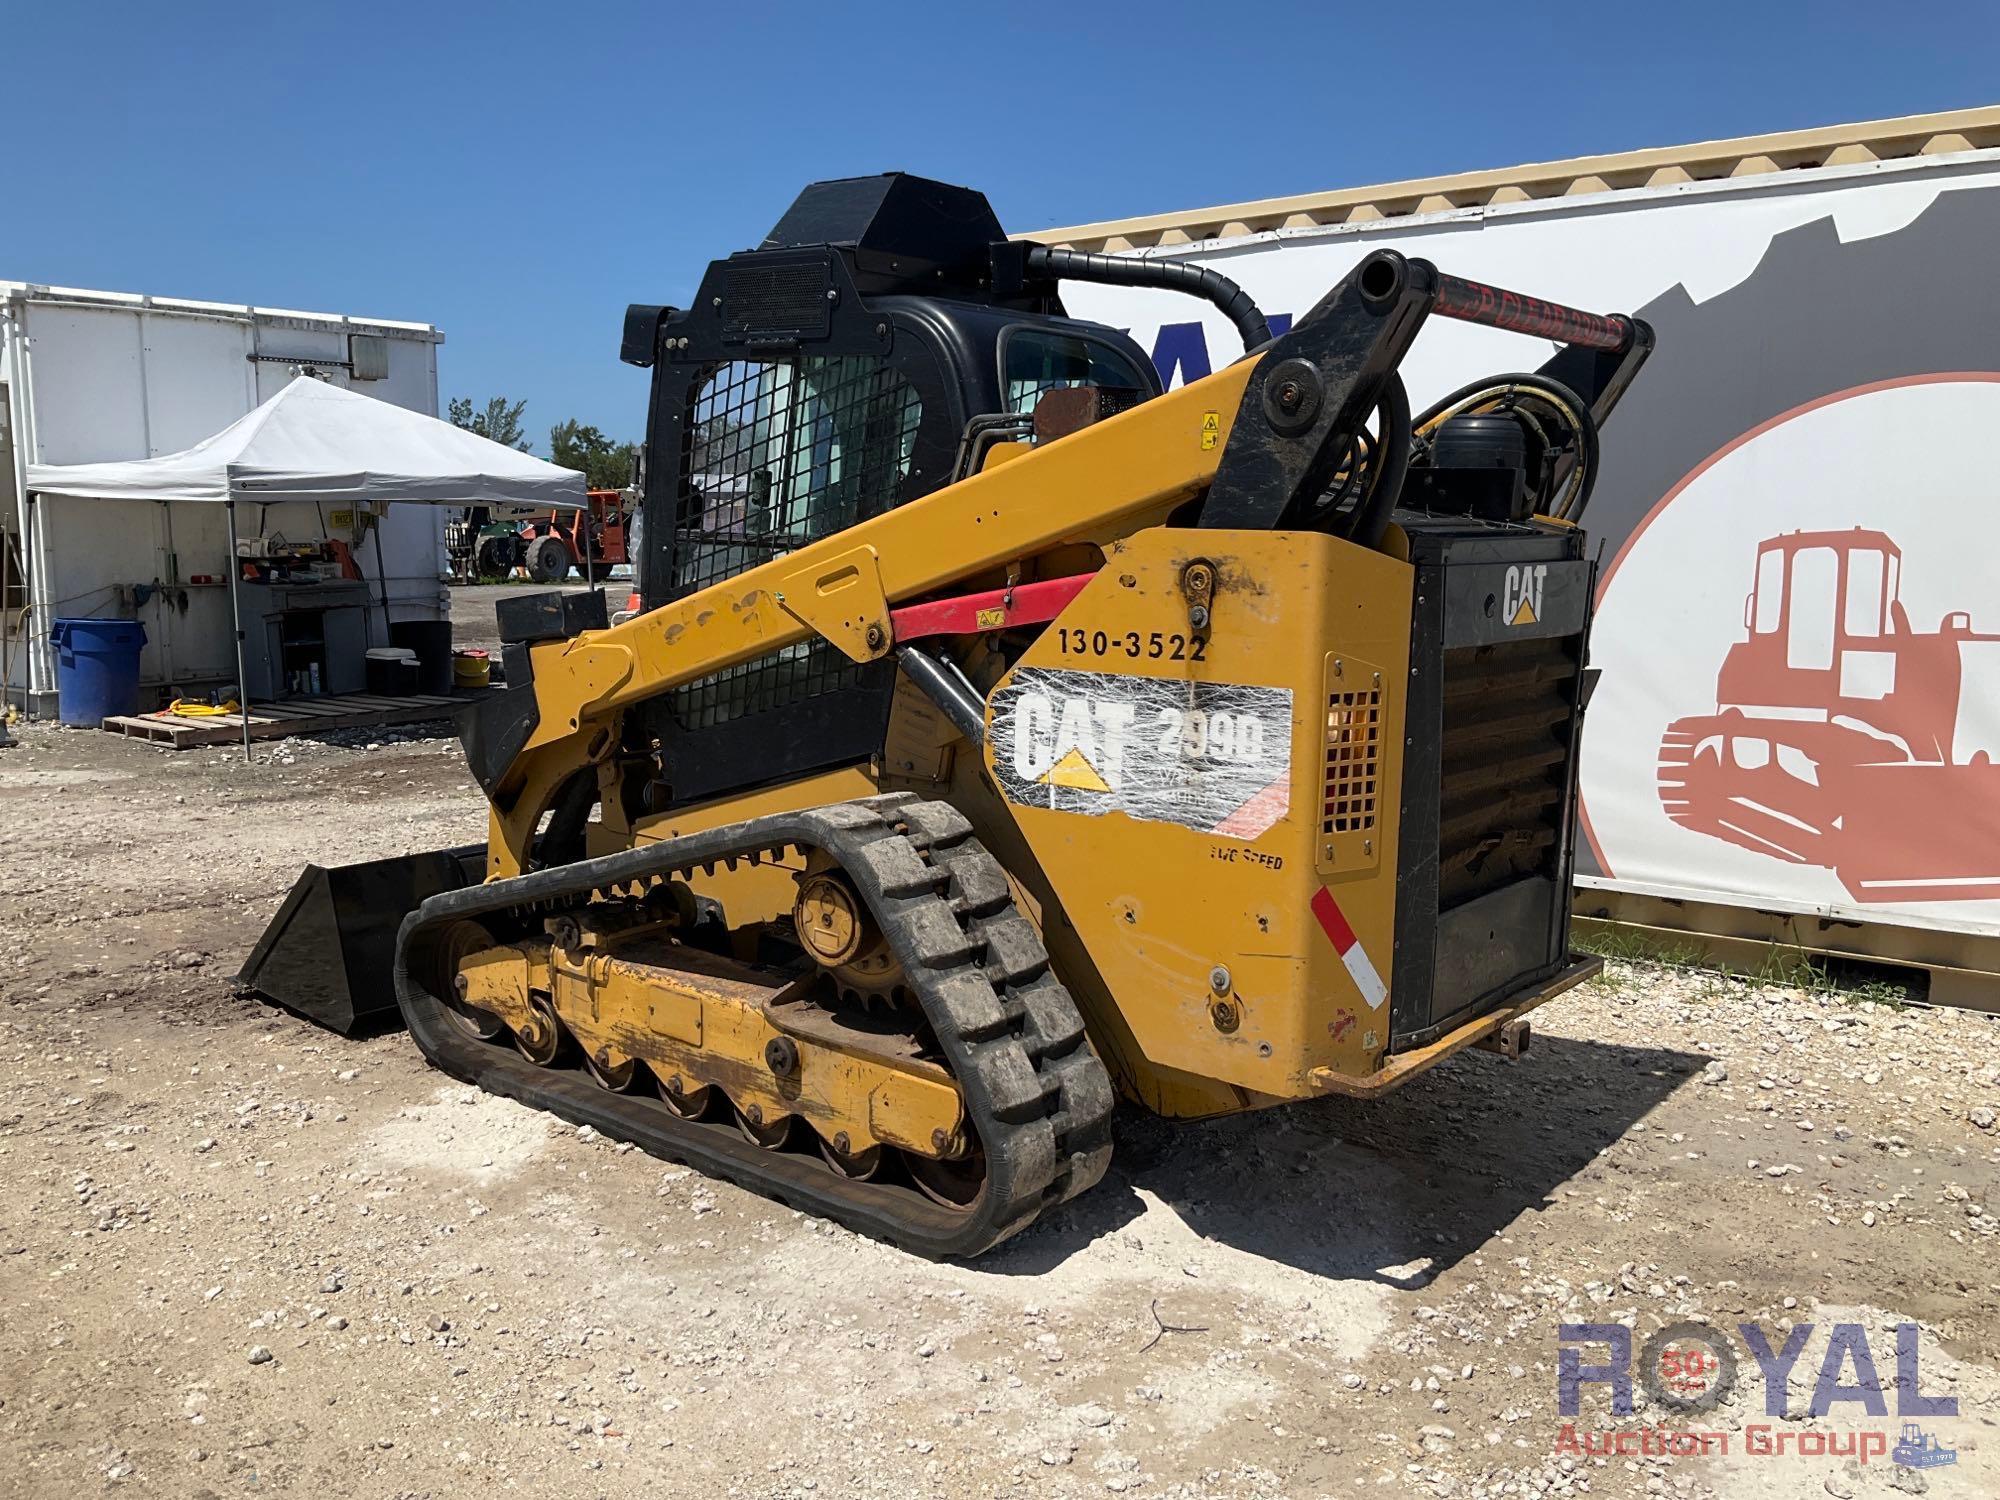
(1572, 921, 1922, 1006)
(1573, 925, 1709, 970)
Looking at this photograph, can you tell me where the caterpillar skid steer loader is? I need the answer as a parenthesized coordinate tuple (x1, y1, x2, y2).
(240, 173, 1653, 1256)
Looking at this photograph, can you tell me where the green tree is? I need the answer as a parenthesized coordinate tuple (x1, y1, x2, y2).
(549, 418, 639, 491)
(448, 395, 530, 451)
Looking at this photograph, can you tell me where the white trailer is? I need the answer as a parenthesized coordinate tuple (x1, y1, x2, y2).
(0, 284, 446, 715)
(1031, 106, 2000, 1002)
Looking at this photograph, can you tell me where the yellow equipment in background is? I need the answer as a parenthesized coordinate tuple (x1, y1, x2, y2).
(242, 174, 1653, 1256)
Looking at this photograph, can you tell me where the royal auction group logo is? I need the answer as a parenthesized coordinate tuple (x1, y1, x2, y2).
(1555, 1319, 1964, 1467)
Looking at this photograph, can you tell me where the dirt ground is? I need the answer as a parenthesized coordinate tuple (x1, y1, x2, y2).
(3, 606, 1998, 1498)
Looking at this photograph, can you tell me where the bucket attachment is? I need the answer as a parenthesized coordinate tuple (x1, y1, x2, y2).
(237, 846, 484, 1034)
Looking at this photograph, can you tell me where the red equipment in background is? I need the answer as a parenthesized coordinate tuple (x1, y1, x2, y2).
(517, 489, 631, 582)
(1658, 528, 2000, 902)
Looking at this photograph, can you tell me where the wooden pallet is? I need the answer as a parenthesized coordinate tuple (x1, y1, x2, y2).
(101, 692, 469, 749)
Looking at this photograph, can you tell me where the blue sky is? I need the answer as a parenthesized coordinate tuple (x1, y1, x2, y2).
(6, 2, 1994, 449)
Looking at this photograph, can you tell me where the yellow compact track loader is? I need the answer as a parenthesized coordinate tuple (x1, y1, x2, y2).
(241, 173, 1654, 1256)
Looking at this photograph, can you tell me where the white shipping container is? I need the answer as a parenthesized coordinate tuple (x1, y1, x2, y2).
(0, 284, 447, 711)
(1032, 109, 2000, 986)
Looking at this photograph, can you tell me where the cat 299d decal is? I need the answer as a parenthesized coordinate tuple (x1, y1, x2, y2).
(987, 666, 1294, 839)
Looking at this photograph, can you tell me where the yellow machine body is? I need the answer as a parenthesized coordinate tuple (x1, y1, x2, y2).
(542, 392, 1582, 1112)
(244, 174, 1645, 1256)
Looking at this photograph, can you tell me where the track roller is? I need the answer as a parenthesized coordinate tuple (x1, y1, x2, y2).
(819, 1132, 883, 1180)
(437, 921, 506, 1041)
(583, 1044, 648, 1094)
(907, 1146, 986, 1210)
(735, 1101, 797, 1149)
(660, 1074, 714, 1119)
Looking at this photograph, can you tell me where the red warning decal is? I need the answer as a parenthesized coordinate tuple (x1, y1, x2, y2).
(1310, 887, 1389, 1011)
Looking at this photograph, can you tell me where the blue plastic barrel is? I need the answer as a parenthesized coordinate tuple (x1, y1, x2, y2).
(51, 617, 148, 726)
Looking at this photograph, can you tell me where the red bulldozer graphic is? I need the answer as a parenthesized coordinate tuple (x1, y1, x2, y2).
(1658, 528, 2000, 903)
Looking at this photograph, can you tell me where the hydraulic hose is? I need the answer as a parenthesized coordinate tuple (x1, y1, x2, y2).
(1342, 373, 1412, 550)
(1022, 245, 1273, 354)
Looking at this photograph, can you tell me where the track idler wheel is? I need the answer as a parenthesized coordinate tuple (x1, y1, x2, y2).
(437, 921, 505, 1042)
(512, 992, 569, 1066)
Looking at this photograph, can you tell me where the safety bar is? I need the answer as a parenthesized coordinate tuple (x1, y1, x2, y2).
(1430, 271, 1633, 353)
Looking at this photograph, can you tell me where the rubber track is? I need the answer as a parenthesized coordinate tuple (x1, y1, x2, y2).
(391, 795, 1114, 1258)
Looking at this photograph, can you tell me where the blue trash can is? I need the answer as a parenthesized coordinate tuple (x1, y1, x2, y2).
(51, 617, 148, 727)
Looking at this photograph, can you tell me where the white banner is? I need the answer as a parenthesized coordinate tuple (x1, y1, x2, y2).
(1058, 159, 2000, 938)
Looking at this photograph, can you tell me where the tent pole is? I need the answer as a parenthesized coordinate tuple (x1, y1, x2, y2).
(224, 500, 253, 764)
(370, 507, 394, 649)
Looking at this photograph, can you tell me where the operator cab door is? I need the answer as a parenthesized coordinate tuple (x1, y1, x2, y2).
(635, 326, 958, 807)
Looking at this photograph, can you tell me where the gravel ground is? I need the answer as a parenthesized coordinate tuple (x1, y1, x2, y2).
(2, 702, 1997, 1499)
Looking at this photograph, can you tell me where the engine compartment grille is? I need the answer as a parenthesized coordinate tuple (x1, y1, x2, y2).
(1435, 634, 1579, 911)
(1323, 687, 1382, 835)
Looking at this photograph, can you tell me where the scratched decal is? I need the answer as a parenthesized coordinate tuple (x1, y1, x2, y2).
(988, 666, 1293, 838)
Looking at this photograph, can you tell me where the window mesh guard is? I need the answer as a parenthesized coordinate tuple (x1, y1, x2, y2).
(668, 356, 921, 728)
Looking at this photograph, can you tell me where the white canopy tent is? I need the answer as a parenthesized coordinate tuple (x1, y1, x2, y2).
(25, 375, 587, 506)
(25, 376, 587, 757)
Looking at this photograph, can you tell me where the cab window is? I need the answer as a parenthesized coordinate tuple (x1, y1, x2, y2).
(1001, 328, 1150, 417)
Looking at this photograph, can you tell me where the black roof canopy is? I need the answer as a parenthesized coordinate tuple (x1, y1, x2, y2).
(760, 173, 1009, 294)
